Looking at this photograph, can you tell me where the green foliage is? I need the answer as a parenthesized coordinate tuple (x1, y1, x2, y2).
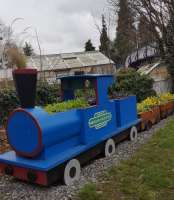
(112, 69, 156, 102)
(75, 89, 95, 99)
(23, 42, 34, 56)
(77, 183, 104, 200)
(85, 40, 96, 51)
(0, 88, 19, 125)
(113, 0, 136, 66)
(0, 82, 60, 125)
(36, 82, 60, 106)
(106, 118, 174, 200)
(99, 15, 110, 57)
(78, 118, 174, 200)
(44, 98, 89, 114)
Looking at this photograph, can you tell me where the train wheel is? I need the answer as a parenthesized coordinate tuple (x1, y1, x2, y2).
(63, 159, 81, 186)
(129, 126, 138, 142)
(104, 138, 116, 157)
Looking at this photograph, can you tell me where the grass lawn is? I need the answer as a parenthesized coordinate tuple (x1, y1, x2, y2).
(76, 118, 174, 200)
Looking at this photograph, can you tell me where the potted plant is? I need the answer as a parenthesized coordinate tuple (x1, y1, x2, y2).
(137, 97, 160, 130)
(8, 47, 37, 108)
(159, 93, 174, 118)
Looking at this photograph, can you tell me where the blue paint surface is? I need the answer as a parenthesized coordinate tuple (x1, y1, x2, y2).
(115, 96, 138, 127)
(1, 74, 140, 172)
(0, 120, 140, 171)
(7, 111, 39, 154)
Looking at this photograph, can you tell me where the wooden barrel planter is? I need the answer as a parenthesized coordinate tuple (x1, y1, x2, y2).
(159, 101, 174, 119)
(139, 106, 160, 131)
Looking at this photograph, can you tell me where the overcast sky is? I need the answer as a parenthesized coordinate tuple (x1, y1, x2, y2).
(0, 0, 115, 54)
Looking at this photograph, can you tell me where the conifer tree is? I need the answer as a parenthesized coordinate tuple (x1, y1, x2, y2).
(113, 0, 136, 66)
(23, 42, 33, 56)
(138, 16, 154, 48)
(99, 15, 110, 57)
(85, 40, 95, 51)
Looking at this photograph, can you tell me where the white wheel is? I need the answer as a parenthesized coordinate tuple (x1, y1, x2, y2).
(63, 159, 81, 186)
(129, 126, 138, 142)
(104, 138, 116, 157)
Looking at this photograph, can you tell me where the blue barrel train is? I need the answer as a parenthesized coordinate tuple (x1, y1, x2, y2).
(0, 72, 140, 186)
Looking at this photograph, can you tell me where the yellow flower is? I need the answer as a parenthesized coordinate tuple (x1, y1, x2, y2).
(159, 93, 174, 104)
(137, 96, 160, 113)
(137, 92, 174, 113)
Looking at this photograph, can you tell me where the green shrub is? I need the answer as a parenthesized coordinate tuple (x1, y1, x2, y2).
(0, 82, 60, 125)
(44, 98, 89, 114)
(77, 183, 104, 200)
(0, 88, 19, 125)
(36, 82, 60, 106)
(75, 89, 95, 99)
(112, 69, 156, 102)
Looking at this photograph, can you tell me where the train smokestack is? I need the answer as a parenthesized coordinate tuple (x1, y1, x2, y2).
(13, 68, 37, 108)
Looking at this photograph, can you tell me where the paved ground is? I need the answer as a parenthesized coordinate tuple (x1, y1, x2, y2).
(0, 116, 172, 200)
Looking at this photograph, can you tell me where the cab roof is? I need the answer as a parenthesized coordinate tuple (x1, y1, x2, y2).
(58, 74, 113, 80)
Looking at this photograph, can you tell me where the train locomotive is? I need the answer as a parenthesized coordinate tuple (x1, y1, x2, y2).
(0, 73, 140, 186)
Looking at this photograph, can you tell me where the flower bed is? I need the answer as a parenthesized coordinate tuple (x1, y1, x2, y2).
(139, 107, 160, 130)
(138, 97, 161, 130)
(159, 102, 174, 118)
(158, 93, 174, 118)
(137, 93, 174, 130)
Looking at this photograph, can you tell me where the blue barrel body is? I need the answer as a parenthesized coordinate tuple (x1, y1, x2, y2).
(7, 107, 81, 158)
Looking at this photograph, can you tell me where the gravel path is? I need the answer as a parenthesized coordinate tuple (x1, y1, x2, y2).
(0, 116, 172, 200)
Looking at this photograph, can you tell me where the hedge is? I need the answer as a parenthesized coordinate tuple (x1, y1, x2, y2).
(0, 82, 60, 125)
(36, 82, 60, 106)
(0, 88, 19, 126)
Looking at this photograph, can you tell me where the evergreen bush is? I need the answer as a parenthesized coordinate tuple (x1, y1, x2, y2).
(0, 82, 60, 125)
(111, 69, 156, 102)
(0, 88, 19, 125)
(36, 81, 60, 106)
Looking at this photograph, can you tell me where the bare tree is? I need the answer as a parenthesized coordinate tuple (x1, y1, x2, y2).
(109, 0, 174, 58)
(0, 18, 25, 69)
(109, 0, 174, 88)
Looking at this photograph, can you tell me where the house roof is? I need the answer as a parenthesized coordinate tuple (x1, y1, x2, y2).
(138, 62, 161, 75)
(138, 62, 171, 82)
(58, 74, 113, 80)
(27, 51, 114, 71)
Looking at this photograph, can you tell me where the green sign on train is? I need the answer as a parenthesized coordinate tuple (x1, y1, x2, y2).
(88, 110, 112, 130)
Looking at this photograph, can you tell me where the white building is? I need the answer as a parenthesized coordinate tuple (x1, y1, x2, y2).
(138, 62, 172, 94)
(27, 51, 115, 83)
